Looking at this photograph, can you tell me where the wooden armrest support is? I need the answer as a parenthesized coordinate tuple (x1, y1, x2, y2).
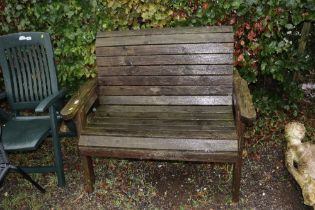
(233, 71, 256, 125)
(61, 78, 97, 120)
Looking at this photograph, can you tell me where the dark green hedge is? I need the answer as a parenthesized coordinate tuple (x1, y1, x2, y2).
(1, 0, 314, 109)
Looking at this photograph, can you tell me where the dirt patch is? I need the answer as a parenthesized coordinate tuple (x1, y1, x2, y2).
(0, 135, 312, 210)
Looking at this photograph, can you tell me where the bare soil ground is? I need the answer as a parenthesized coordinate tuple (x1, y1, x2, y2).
(0, 95, 314, 210)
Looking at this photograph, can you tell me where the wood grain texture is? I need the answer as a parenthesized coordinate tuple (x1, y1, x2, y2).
(92, 111, 234, 120)
(97, 54, 233, 66)
(233, 71, 256, 124)
(87, 117, 235, 127)
(96, 26, 233, 38)
(81, 127, 237, 139)
(96, 33, 233, 47)
(79, 26, 244, 199)
(96, 43, 233, 56)
(98, 75, 232, 86)
(96, 105, 233, 113)
(97, 65, 233, 76)
(79, 147, 238, 163)
(232, 160, 242, 202)
(85, 123, 234, 132)
(61, 78, 97, 120)
(99, 96, 232, 105)
(99, 86, 232, 96)
(83, 103, 236, 139)
(81, 155, 95, 193)
(79, 135, 238, 152)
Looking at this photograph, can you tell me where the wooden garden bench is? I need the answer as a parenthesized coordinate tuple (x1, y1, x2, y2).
(61, 26, 256, 202)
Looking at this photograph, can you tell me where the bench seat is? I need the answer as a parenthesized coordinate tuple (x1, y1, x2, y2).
(79, 105, 238, 152)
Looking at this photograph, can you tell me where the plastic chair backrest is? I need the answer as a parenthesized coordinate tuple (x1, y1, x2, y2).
(0, 32, 59, 111)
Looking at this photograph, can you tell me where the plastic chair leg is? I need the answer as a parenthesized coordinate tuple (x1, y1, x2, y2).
(14, 166, 45, 193)
(50, 106, 65, 187)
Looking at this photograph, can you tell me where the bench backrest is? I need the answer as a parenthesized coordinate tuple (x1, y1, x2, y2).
(95, 26, 234, 106)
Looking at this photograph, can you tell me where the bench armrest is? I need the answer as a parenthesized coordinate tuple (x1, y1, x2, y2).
(233, 71, 256, 125)
(61, 78, 97, 120)
(35, 89, 66, 112)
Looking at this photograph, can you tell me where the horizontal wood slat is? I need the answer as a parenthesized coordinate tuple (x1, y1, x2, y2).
(97, 54, 233, 66)
(87, 117, 235, 127)
(82, 128, 236, 140)
(99, 96, 232, 105)
(79, 147, 238, 163)
(96, 26, 233, 38)
(92, 112, 234, 120)
(96, 33, 233, 47)
(98, 76, 232, 86)
(86, 123, 234, 132)
(96, 43, 233, 56)
(97, 65, 233, 76)
(96, 105, 233, 113)
(79, 135, 238, 152)
(99, 86, 232, 96)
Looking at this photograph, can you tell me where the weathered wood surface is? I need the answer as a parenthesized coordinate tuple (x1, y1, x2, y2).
(79, 104, 237, 151)
(99, 96, 232, 105)
(96, 26, 233, 38)
(87, 118, 235, 127)
(96, 26, 234, 105)
(81, 128, 237, 139)
(99, 86, 232, 96)
(233, 71, 256, 124)
(96, 105, 233, 113)
(61, 78, 97, 120)
(84, 123, 234, 131)
(91, 111, 233, 120)
(96, 33, 233, 47)
(97, 54, 233, 66)
(86, 106, 235, 127)
(79, 147, 238, 163)
(79, 26, 246, 201)
(98, 75, 232, 86)
(79, 135, 237, 152)
(98, 65, 233, 76)
(81, 155, 95, 193)
(96, 43, 233, 56)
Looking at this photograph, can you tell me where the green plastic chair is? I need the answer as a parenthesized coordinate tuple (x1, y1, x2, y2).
(0, 32, 67, 186)
(0, 126, 45, 193)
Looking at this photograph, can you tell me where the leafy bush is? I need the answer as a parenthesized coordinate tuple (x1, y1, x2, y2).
(0, 0, 314, 110)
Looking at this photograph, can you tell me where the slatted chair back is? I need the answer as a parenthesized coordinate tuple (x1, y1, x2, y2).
(0, 32, 59, 111)
(95, 26, 233, 106)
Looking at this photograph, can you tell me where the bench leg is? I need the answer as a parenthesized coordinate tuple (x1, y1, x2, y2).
(232, 159, 242, 202)
(81, 155, 95, 193)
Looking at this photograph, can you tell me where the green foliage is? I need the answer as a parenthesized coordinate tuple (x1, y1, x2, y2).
(100, 0, 173, 30)
(0, 0, 314, 108)
(0, 0, 100, 92)
(171, 0, 314, 111)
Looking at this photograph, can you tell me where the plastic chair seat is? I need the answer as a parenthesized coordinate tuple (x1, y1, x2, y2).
(2, 118, 51, 151)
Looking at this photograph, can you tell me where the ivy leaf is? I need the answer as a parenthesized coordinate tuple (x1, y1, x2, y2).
(16, 5, 23, 10)
(285, 24, 294, 29)
(292, 14, 303, 25)
(232, 0, 242, 9)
